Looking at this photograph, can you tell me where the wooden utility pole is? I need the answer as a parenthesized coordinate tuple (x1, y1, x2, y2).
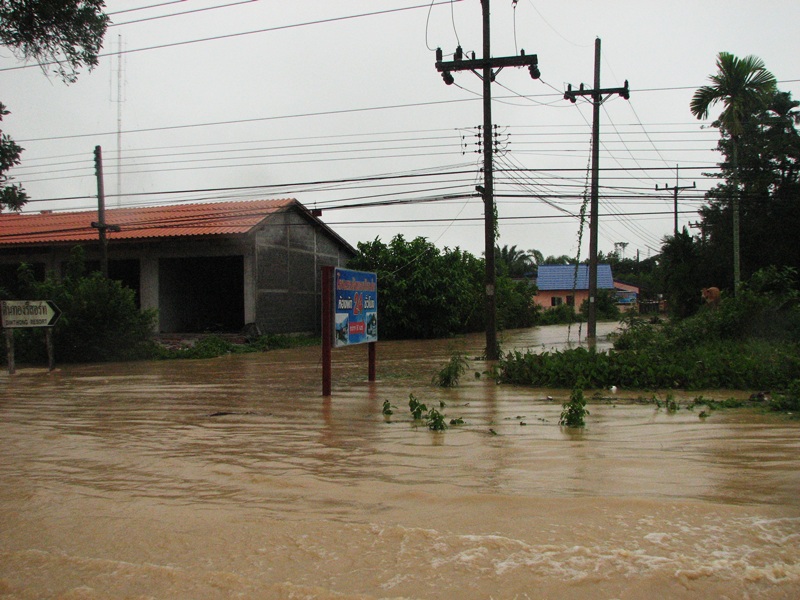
(435, 0, 541, 360)
(656, 165, 695, 237)
(91, 145, 120, 277)
(564, 38, 629, 345)
(480, 0, 497, 360)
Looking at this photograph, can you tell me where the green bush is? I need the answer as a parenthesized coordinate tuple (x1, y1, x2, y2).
(538, 303, 583, 326)
(560, 386, 589, 427)
(580, 289, 621, 321)
(500, 268, 800, 391)
(7, 250, 156, 363)
(769, 379, 800, 413)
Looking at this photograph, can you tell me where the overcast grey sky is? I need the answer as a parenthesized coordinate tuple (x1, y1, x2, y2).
(2, 0, 799, 260)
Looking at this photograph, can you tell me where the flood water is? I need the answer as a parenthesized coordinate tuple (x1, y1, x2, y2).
(1, 323, 798, 599)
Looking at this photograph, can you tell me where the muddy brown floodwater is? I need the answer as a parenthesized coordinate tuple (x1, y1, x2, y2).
(1, 323, 798, 599)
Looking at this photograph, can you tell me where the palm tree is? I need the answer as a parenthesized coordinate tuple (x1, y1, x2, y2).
(690, 52, 777, 293)
(495, 244, 533, 278)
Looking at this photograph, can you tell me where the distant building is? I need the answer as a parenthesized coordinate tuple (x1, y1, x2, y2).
(613, 280, 640, 312)
(0, 199, 356, 334)
(533, 264, 615, 309)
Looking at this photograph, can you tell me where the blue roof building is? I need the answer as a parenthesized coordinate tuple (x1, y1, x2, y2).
(536, 264, 615, 291)
(534, 264, 615, 308)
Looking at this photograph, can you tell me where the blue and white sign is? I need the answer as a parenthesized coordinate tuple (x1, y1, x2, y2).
(333, 268, 378, 347)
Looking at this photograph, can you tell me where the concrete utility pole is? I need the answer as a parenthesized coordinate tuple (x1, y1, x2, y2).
(656, 165, 695, 237)
(564, 38, 629, 345)
(435, 0, 541, 360)
(92, 146, 120, 277)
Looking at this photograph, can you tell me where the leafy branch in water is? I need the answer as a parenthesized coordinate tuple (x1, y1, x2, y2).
(408, 393, 428, 420)
(559, 387, 589, 428)
(407, 393, 465, 430)
(432, 353, 470, 387)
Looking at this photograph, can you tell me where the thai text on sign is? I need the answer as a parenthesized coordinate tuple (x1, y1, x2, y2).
(333, 268, 377, 347)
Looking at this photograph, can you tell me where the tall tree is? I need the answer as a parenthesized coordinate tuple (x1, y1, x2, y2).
(700, 89, 800, 281)
(0, 0, 109, 211)
(690, 52, 777, 293)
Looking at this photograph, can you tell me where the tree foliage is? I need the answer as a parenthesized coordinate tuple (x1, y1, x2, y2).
(348, 235, 538, 340)
(0, 103, 27, 211)
(0, 0, 109, 211)
(691, 52, 779, 290)
(690, 52, 777, 138)
(699, 90, 800, 283)
(495, 244, 534, 278)
(0, 0, 109, 82)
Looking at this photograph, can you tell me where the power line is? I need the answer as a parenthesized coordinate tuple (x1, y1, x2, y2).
(109, 0, 257, 27)
(1, 1, 464, 74)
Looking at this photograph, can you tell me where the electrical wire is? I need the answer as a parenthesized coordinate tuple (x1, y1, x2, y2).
(1, 1, 465, 73)
(109, 0, 257, 27)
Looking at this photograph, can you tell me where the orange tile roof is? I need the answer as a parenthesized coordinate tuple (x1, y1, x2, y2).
(0, 199, 297, 246)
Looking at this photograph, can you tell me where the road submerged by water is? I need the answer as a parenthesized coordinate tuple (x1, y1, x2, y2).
(1, 323, 798, 599)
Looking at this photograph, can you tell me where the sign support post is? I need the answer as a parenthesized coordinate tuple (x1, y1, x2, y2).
(45, 328, 55, 372)
(5, 329, 14, 375)
(368, 341, 376, 382)
(321, 267, 378, 396)
(322, 266, 333, 396)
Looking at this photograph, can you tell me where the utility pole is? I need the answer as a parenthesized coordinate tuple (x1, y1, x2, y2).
(656, 165, 695, 237)
(92, 146, 120, 277)
(435, 0, 541, 360)
(564, 38, 629, 345)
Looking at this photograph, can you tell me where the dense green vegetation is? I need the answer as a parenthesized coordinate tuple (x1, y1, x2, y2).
(499, 266, 800, 392)
(348, 235, 538, 339)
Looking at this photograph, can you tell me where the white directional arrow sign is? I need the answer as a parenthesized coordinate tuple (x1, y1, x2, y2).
(1, 300, 62, 328)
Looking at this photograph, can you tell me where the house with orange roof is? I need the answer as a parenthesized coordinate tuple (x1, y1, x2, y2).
(0, 199, 356, 335)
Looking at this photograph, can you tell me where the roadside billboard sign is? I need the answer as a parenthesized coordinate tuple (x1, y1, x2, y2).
(1, 300, 62, 329)
(333, 268, 377, 348)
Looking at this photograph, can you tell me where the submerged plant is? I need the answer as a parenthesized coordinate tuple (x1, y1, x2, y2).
(409, 394, 428, 420)
(426, 407, 448, 431)
(559, 387, 589, 428)
(433, 353, 470, 387)
(407, 393, 463, 430)
(665, 394, 679, 413)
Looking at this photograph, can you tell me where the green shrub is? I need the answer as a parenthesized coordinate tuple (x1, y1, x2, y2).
(580, 289, 621, 321)
(769, 379, 800, 413)
(7, 250, 156, 363)
(538, 303, 583, 326)
(498, 339, 800, 391)
(560, 387, 589, 428)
